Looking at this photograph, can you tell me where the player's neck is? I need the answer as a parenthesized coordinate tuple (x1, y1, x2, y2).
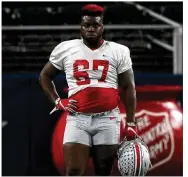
(83, 38, 104, 50)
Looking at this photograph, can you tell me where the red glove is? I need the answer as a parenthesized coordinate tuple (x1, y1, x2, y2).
(54, 98, 78, 113)
(56, 98, 78, 113)
(125, 122, 138, 141)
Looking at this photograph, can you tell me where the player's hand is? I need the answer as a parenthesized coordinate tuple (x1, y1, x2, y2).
(125, 122, 138, 141)
(55, 98, 78, 113)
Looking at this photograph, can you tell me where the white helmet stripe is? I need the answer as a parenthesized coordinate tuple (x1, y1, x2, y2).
(134, 143, 141, 176)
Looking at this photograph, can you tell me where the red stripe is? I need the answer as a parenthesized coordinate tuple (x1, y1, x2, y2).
(70, 87, 119, 113)
(135, 143, 141, 176)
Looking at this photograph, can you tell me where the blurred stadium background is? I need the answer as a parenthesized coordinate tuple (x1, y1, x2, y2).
(2, 1, 183, 74)
(2, 1, 183, 176)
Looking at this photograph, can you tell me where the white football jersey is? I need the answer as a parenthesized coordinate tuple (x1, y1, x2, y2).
(49, 39, 132, 97)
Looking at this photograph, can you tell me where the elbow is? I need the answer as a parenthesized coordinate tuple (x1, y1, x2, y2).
(39, 71, 45, 86)
(120, 84, 136, 97)
(130, 84, 136, 97)
(124, 84, 136, 97)
(122, 83, 135, 91)
(131, 84, 136, 95)
(39, 72, 43, 86)
(127, 85, 137, 102)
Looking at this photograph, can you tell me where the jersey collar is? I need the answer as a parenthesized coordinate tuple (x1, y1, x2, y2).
(81, 38, 105, 52)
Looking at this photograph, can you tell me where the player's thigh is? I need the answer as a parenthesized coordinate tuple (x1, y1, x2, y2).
(63, 143, 90, 172)
(63, 113, 92, 146)
(91, 116, 120, 175)
(91, 144, 118, 175)
(63, 114, 91, 175)
(92, 116, 121, 145)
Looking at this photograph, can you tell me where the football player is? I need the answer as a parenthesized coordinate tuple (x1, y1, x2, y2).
(39, 4, 137, 176)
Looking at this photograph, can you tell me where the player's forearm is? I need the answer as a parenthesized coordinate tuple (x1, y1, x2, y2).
(39, 73, 60, 105)
(120, 86, 136, 123)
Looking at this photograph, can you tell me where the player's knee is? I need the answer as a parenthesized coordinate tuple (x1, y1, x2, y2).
(95, 166, 112, 176)
(94, 157, 115, 175)
(66, 167, 84, 176)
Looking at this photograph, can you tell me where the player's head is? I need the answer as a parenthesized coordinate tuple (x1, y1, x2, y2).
(80, 4, 104, 42)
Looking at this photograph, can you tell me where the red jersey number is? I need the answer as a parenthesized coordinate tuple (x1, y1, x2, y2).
(73, 60, 90, 86)
(93, 60, 109, 82)
(73, 59, 109, 86)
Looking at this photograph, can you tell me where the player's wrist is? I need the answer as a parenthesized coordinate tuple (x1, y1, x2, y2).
(127, 122, 136, 127)
(54, 97, 61, 106)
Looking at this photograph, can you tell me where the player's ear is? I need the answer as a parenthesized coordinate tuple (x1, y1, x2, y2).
(102, 24, 104, 33)
(101, 16, 104, 32)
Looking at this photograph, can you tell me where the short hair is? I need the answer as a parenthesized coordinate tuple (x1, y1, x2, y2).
(82, 4, 104, 17)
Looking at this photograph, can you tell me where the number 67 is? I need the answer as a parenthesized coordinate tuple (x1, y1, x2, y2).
(73, 59, 109, 86)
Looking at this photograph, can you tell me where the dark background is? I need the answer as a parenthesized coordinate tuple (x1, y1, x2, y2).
(2, 1, 183, 73)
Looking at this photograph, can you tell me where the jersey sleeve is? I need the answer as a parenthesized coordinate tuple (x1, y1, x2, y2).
(117, 46, 132, 74)
(49, 43, 65, 71)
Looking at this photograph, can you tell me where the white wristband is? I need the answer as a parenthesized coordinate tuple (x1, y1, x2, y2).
(127, 122, 136, 126)
(55, 98, 61, 105)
